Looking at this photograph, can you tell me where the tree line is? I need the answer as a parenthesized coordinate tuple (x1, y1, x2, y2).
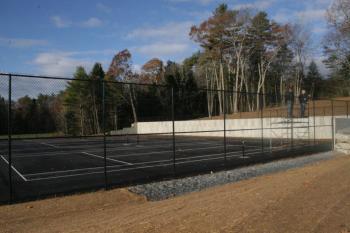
(0, 1, 349, 136)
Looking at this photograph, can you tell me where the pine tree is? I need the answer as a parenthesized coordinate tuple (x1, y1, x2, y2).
(89, 63, 105, 134)
(305, 61, 322, 98)
(64, 66, 89, 135)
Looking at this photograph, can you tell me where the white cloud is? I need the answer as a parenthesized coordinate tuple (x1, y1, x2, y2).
(273, 10, 292, 23)
(51, 16, 103, 28)
(307, 56, 329, 76)
(186, 10, 212, 20)
(68, 49, 116, 56)
(312, 26, 327, 34)
(127, 21, 196, 62)
(233, 0, 276, 10)
(51, 16, 72, 28)
(97, 3, 112, 13)
(134, 42, 190, 57)
(81, 17, 103, 28)
(296, 9, 326, 22)
(127, 21, 193, 41)
(33, 52, 94, 76)
(11, 77, 67, 99)
(132, 64, 142, 73)
(0, 37, 48, 48)
(305, 0, 332, 8)
(167, 0, 215, 5)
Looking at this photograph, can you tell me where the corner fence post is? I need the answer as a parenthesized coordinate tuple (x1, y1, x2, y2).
(8, 74, 13, 203)
(171, 87, 176, 175)
(223, 90, 227, 166)
(102, 80, 107, 190)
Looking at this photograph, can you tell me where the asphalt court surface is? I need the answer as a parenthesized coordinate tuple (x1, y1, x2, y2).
(0, 136, 265, 180)
(0, 135, 330, 202)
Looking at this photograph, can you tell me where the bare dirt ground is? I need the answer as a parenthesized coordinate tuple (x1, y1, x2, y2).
(1, 154, 350, 233)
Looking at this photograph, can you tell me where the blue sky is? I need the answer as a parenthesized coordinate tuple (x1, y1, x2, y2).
(0, 0, 332, 77)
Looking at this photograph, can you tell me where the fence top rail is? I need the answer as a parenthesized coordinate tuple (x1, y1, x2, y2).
(2, 72, 349, 101)
(0, 72, 171, 88)
(0, 73, 272, 96)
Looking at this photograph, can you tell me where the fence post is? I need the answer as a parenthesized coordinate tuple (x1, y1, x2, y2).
(223, 90, 227, 166)
(269, 110, 272, 152)
(261, 94, 264, 154)
(242, 141, 245, 158)
(307, 102, 310, 144)
(313, 99, 316, 145)
(8, 74, 13, 203)
(331, 100, 335, 151)
(171, 87, 176, 175)
(102, 79, 107, 190)
(291, 103, 294, 150)
(347, 101, 349, 118)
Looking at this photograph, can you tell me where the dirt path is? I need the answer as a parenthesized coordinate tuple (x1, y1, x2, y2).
(1, 155, 350, 233)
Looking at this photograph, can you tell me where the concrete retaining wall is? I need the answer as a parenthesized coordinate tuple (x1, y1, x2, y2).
(112, 115, 341, 140)
(335, 118, 350, 154)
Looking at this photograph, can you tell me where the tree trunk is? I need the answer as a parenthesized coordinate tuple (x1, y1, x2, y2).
(206, 67, 213, 118)
(128, 85, 138, 123)
(213, 64, 223, 115)
(220, 62, 225, 115)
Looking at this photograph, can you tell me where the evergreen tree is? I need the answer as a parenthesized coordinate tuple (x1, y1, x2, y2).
(64, 66, 89, 135)
(89, 63, 105, 134)
(305, 61, 323, 98)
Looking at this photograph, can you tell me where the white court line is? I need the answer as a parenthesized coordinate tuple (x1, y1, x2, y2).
(28, 161, 175, 182)
(24, 161, 138, 177)
(96, 140, 224, 152)
(23, 140, 59, 149)
(28, 170, 105, 181)
(108, 144, 225, 158)
(40, 142, 59, 148)
(108, 146, 261, 161)
(30, 144, 319, 182)
(24, 144, 314, 181)
(108, 144, 261, 159)
(24, 165, 106, 177)
(25, 148, 263, 181)
(24, 148, 261, 178)
(11, 141, 257, 159)
(81, 152, 133, 166)
(0, 155, 28, 182)
(10, 140, 223, 155)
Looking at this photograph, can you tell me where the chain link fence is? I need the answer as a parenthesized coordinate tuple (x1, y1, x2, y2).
(0, 73, 342, 204)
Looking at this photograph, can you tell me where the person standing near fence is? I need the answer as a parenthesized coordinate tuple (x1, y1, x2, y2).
(299, 89, 309, 118)
(286, 86, 294, 118)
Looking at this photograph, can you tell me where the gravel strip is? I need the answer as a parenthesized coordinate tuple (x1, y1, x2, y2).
(129, 151, 337, 201)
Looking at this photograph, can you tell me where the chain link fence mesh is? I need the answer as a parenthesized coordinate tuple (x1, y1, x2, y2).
(0, 73, 339, 203)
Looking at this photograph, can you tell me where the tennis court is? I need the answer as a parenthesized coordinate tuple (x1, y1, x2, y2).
(0, 134, 331, 202)
(0, 73, 340, 203)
